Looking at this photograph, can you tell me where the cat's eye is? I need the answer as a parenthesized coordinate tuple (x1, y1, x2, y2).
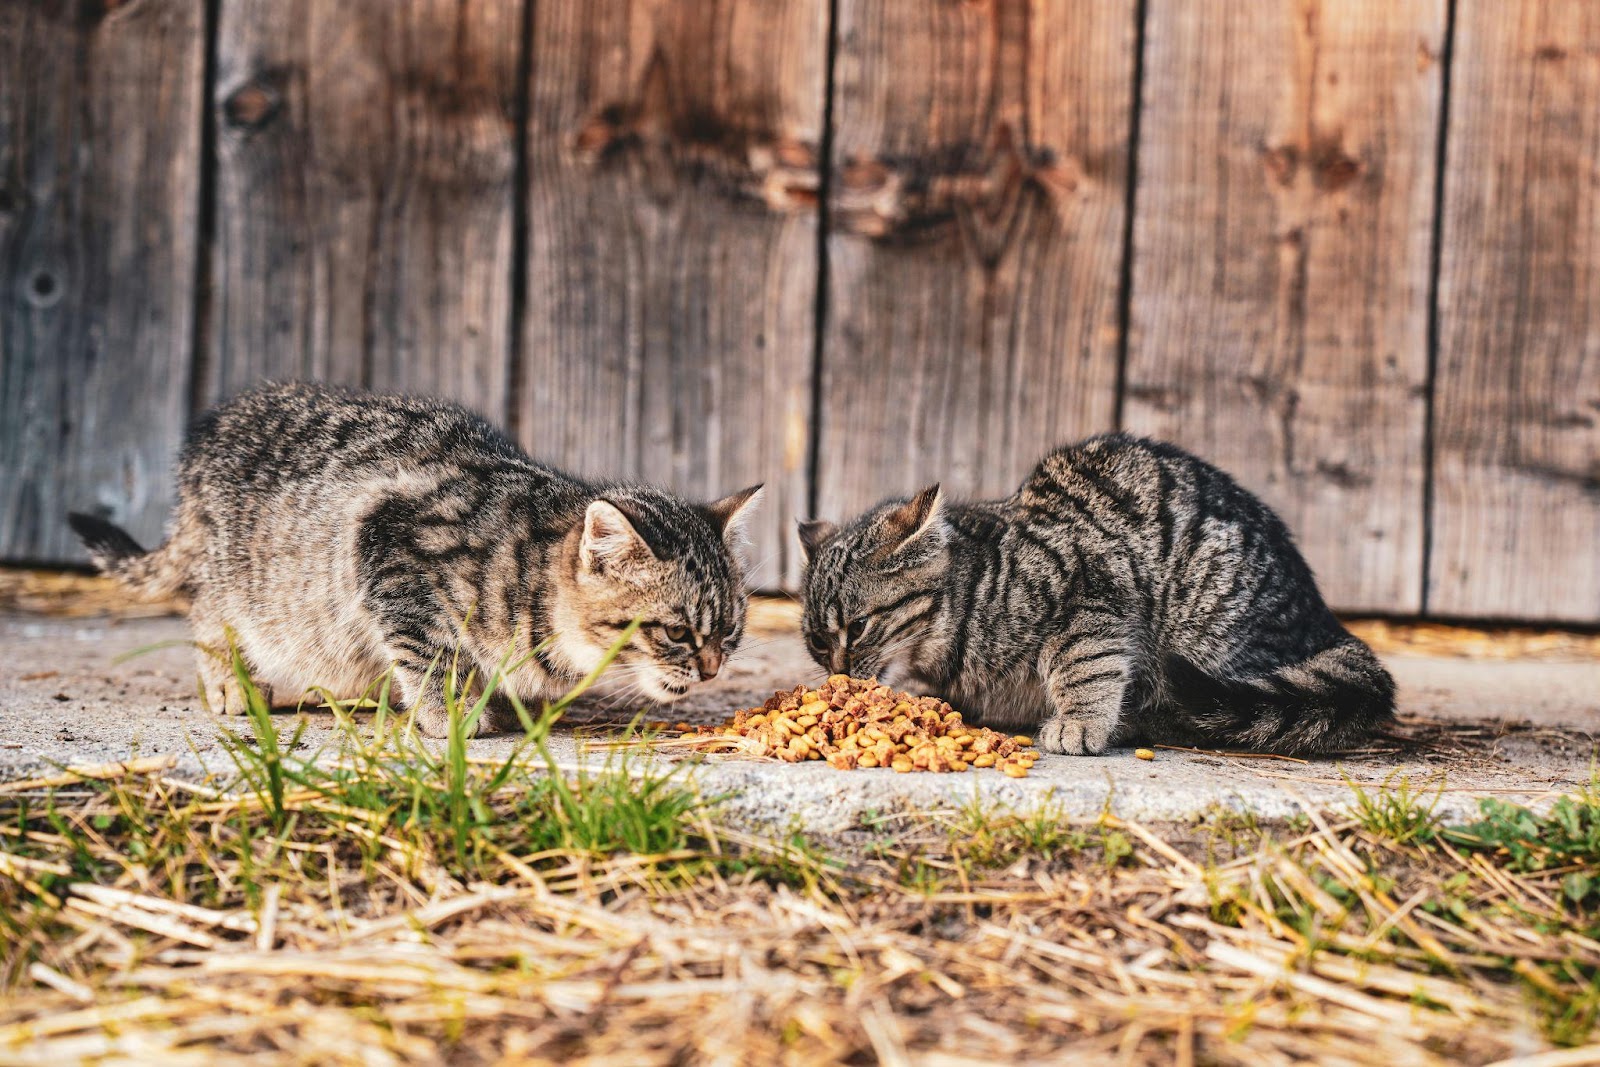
(847, 618, 869, 641)
(663, 624, 694, 645)
(806, 632, 829, 655)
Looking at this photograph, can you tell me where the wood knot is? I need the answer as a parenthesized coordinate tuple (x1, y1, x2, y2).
(1265, 140, 1361, 193)
(772, 138, 815, 171)
(751, 139, 820, 213)
(1034, 158, 1085, 199)
(1315, 460, 1373, 490)
(1311, 142, 1361, 192)
(83, 0, 137, 21)
(1263, 144, 1299, 187)
(573, 114, 623, 157)
(222, 83, 282, 131)
(830, 127, 1072, 244)
(831, 155, 904, 237)
(840, 160, 890, 191)
(573, 101, 819, 215)
(1123, 383, 1187, 414)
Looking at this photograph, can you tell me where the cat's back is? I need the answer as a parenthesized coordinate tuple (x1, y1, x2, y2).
(1014, 434, 1193, 528)
(1017, 434, 1282, 529)
(174, 382, 570, 589)
(180, 381, 528, 495)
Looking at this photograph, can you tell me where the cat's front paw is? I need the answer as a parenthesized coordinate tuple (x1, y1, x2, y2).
(207, 678, 274, 717)
(411, 696, 525, 739)
(1037, 714, 1113, 756)
(412, 704, 453, 739)
(476, 693, 529, 736)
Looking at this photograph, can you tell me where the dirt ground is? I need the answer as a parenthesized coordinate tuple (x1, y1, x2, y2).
(4, 571, 1600, 1064)
(2, 573, 1596, 829)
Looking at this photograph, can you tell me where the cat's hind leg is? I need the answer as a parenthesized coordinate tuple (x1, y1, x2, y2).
(1036, 611, 1135, 755)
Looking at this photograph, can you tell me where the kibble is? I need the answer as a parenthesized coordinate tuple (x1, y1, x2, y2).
(680, 675, 1038, 777)
(1135, 748, 1155, 761)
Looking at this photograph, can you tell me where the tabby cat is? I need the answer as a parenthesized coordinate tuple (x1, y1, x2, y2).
(70, 382, 761, 737)
(798, 434, 1394, 756)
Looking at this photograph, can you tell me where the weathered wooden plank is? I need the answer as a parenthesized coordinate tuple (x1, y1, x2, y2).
(521, 0, 826, 590)
(205, 0, 521, 418)
(1431, 1, 1600, 622)
(0, 0, 205, 563)
(816, 1, 1134, 529)
(1125, 1, 1444, 614)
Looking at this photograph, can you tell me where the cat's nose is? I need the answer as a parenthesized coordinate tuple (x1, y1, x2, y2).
(830, 649, 849, 675)
(695, 646, 723, 681)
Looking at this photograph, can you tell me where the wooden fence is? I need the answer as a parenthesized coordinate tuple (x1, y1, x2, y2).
(2, 0, 1597, 622)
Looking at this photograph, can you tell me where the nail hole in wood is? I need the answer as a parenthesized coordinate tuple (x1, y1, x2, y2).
(28, 271, 62, 307)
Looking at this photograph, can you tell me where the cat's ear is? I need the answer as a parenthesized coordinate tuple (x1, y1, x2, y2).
(797, 519, 838, 562)
(881, 484, 944, 554)
(581, 500, 655, 573)
(706, 484, 764, 548)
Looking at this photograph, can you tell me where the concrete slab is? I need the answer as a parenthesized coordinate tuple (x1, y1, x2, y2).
(2, 602, 1596, 831)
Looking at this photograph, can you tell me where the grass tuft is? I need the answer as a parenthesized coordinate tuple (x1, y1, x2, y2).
(1346, 770, 1443, 845)
(3, 656, 1599, 1059)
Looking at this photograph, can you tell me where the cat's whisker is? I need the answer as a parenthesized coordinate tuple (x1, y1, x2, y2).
(741, 545, 783, 578)
(723, 635, 789, 660)
(866, 626, 934, 670)
(874, 622, 932, 652)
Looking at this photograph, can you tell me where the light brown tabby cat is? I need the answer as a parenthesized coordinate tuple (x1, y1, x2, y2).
(71, 382, 762, 737)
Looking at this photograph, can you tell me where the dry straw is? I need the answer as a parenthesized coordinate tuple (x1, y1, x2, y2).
(2, 742, 1597, 1064)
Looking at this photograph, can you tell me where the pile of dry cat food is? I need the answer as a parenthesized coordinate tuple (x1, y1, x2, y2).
(669, 674, 1038, 777)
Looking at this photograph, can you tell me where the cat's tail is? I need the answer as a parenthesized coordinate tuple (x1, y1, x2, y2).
(1165, 639, 1396, 756)
(67, 513, 190, 601)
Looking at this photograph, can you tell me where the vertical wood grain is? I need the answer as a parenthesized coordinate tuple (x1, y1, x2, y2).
(816, 0, 1135, 523)
(521, 0, 826, 590)
(1125, 0, 1446, 614)
(205, 0, 521, 418)
(0, 0, 205, 562)
(1430, 0, 1600, 621)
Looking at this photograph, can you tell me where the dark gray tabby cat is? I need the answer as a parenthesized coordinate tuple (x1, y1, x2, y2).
(798, 435, 1394, 756)
(70, 382, 761, 737)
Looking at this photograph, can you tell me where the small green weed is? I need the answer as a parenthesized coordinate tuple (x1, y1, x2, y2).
(942, 793, 1134, 872)
(1442, 783, 1600, 914)
(1345, 772, 1443, 846)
